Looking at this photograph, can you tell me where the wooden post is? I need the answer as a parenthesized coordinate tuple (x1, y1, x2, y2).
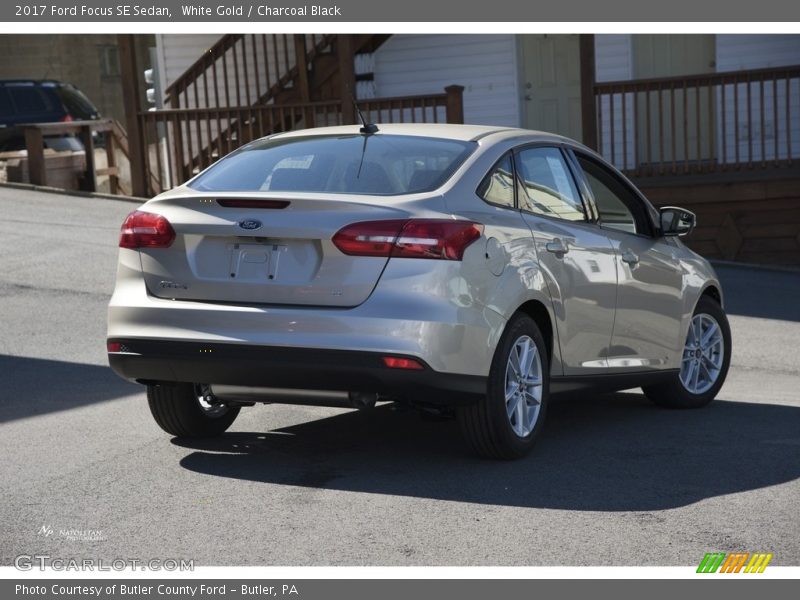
(294, 35, 311, 102)
(579, 34, 598, 150)
(105, 130, 118, 195)
(294, 34, 315, 127)
(117, 34, 148, 197)
(445, 85, 465, 124)
(337, 34, 356, 124)
(79, 125, 97, 192)
(23, 127, 46, 186)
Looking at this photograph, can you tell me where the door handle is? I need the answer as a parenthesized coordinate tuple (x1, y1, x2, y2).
(545, 239, 568, 256)
(621, 250, 639, 266)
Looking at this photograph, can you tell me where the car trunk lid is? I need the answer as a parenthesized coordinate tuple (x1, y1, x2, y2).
(137, 193, 413, 308)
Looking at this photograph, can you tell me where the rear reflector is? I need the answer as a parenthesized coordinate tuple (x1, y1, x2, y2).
(382, 356, 425, 370)
(217, 199, 290, 209)
(107, 341, 121, 353)
(333, 219, 482, 260)
(119, 210, 176, 249)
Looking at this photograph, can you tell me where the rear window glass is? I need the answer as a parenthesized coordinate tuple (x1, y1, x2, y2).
(55, 85, 98, 119)
(188, 134, 476, 195)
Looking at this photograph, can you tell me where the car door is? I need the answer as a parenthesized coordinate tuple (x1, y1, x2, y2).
(513, 145, 618, 375)
(570, 150, 685, 370)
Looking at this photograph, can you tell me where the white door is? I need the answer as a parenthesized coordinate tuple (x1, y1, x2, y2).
(520, 35, 583, 141)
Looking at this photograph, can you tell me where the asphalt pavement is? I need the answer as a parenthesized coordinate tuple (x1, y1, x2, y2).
(1, 186, 798, 566)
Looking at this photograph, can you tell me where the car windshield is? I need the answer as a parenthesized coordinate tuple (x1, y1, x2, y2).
(188, 134, 477, 195)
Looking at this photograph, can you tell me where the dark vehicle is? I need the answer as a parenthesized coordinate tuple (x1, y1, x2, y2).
(0, 80, 100, 151)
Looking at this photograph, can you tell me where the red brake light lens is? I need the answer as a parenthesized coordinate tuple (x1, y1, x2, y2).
(394, 220, 483, 260)
(382, 356, 425, 370)
(332, 219, 482, 261)
(119, 210, 176, 249)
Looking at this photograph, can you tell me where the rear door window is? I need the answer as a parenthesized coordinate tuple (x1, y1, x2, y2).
(0, 89, 14, 118)
(8, 85, 53, 117)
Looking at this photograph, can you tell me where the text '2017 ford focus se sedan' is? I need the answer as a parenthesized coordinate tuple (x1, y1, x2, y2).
(107, 123, 731, 459)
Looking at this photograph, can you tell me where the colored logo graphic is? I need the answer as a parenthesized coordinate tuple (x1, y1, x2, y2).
(697, 552, 773, 573)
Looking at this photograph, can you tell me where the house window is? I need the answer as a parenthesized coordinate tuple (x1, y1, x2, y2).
(98, 45, 120, 78)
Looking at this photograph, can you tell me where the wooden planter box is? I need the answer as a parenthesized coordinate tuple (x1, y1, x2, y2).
(0, 149, 87, 191)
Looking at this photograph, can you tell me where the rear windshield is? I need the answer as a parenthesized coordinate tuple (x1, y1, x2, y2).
(188, 134, 476, 195)
(54, 85, 98, 119)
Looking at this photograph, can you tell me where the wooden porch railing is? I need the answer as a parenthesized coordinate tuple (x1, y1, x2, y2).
(19, 118, 159, 196)
(164, 34, 334, 110)
(138, 86, 464, 194)
(594, 65, 800, 177)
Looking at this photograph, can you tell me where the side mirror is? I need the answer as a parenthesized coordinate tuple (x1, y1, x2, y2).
(660, 206, 696, 237)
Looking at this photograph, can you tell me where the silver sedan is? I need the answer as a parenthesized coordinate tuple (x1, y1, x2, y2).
(107, 124, 731, 459)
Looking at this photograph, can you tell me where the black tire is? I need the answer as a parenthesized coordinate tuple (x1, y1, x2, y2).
(643, 295, 731, 409)
(147, 383, 240, 437)
(457, 313, 550, 459)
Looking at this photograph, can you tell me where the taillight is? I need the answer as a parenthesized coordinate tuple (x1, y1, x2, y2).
(119, 210, 176, 249)
(60, 113, 73, 122)
(332, 219, 482, 261)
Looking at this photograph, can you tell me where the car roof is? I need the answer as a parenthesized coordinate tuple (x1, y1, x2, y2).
(0, 80, 67, 87)
(269, 123, 583, 146)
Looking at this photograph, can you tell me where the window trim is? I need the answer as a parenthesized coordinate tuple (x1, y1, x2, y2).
(567, 148, 658, 239)
(511, 143, 592, 224)
(475, 150, 519, 212)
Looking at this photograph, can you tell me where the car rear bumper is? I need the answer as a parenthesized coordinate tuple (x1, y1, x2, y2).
(107, 259, 507, 379)
(108, 339, 486, 402)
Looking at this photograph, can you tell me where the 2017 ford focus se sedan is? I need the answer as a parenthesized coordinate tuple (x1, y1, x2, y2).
(107, 123, 731, 459)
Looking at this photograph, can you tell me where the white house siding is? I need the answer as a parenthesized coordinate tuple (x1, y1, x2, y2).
(156, 34, 221, 100)
(372, 34, 520, 127)
(156, 33, 305, 112)
(596, 35, 633, 83)
(716, 35, 800, 163)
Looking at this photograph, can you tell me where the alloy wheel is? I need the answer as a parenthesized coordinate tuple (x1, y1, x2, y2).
(505, 335, 543, 437)
(680, 313, 725, 395)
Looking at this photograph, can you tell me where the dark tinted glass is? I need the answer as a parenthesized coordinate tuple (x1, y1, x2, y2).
(189, 134, 476, 195)
(8, 85, 51, 114)
(55, 85, 98, 119)
(0, 89, 13, 116)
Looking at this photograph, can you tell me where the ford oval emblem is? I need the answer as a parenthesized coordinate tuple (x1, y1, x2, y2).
(238, 219, 262, 231)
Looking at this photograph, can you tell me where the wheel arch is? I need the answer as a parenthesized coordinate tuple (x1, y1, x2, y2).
(700, 283, 724, 308)
(514, 299, 558, 372)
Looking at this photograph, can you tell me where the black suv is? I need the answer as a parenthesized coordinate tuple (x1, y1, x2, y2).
(0, 80, 100, 151)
